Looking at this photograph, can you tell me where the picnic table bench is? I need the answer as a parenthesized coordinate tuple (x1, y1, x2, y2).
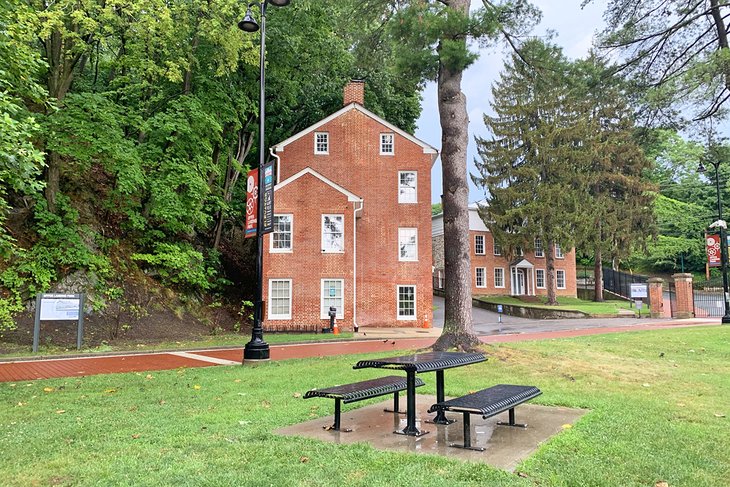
(304, 375, 425, 432)
(428, 384, 542, 451)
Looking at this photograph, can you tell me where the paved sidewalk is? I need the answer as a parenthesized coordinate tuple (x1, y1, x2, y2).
(0, 319, 718, 383)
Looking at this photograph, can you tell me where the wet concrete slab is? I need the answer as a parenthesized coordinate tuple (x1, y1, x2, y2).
(277, 394, 586, 471)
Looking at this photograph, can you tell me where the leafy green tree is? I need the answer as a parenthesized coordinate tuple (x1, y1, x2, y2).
(0, 0, 46, 255)
(474, 39, 582, 305)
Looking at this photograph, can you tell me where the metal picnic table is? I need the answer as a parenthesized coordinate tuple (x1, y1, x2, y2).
(353, 351, 486, 436)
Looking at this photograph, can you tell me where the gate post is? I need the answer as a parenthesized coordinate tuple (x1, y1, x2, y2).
(648, 277, 664, 318)
(671, 273, 694, 319)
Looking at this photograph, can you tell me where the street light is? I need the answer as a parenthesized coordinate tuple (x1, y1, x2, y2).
(239, 0, 291, 361)
(698, 158, 730, 323)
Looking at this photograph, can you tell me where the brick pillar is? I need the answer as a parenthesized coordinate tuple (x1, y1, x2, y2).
(648, 277, 663, 318)
(672, 273, 694, 319)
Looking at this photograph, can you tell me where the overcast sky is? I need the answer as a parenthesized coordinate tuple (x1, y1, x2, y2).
(415, 0, 608, 204)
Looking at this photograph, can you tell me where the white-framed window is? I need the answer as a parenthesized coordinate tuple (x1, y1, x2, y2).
(322, 214, 344, 253)
(380, 133, 395, 155)
(398, 171, 417, 203)
(556, 269, 566, 289)
(397, 285, 416, 320)
(314, 132, 329, 154)
(517, 247, 524, 256)
(493, 241, 502, 256)
(270, 214, 292, 252)
(474, 235, 485, 255)
(536, 269, 546, 288)
(398, 228, 418, 261)
(476, 267, 486, 288)
(321, 279, 344, 319)
(555, 244, 564, 259)
(268, 279, 291, 319)
(494, 268, 505, 288)
(534, 237, 544, 257)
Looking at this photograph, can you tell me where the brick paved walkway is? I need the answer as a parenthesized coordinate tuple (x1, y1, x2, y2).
(0, 319, 717, 382)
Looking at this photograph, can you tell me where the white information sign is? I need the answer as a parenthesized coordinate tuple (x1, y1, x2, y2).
(630, 283, 648, 299)
(39, 294, 80, 321)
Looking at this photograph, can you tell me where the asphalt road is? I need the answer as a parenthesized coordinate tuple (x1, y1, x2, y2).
(432, 296, 667, 336)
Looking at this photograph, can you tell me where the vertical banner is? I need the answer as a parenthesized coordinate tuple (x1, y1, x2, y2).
(245, 169, 258, 238)
(260, 161, 275, 235)
(707, 234, 722, 267)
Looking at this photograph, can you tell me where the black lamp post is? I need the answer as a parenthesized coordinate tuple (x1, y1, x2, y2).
(698, 158, 730, 323)
(239, 0, 291, 361)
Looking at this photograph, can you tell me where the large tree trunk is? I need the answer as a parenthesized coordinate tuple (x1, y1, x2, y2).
(545, 239, 558, 305)
(43, 25, 88, 213)
(593, 246, 605, 302)
(433, 0, 479, 351)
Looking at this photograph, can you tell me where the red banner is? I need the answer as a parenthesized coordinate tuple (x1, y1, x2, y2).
(245, 169, 258, 238)
(707, 234, 721, 267)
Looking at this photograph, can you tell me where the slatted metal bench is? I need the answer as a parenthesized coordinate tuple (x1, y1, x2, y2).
(304, 375, 425, 432)
(427, 384, 542, 451)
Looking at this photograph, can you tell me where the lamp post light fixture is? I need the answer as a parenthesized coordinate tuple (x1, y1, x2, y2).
(239, 0, 291, 362)
(698, 158, 730, 324)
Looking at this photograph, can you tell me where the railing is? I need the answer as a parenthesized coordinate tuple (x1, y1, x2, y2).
(602, 267, 648, 299)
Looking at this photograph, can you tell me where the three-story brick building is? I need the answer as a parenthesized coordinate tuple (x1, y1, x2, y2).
(262, 81, 437, 331)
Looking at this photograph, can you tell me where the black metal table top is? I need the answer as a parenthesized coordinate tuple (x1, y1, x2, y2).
(353, 351, 486, 373)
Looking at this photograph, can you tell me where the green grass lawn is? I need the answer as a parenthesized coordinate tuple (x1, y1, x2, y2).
(2, 326, 729, 486)
(0, 331, 354, 359)
(477, 295, 637, 316)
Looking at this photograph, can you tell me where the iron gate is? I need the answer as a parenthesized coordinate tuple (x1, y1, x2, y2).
(692, 285, 724, 317)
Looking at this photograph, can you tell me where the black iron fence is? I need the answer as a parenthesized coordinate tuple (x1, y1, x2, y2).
(602, 267, 648, 299)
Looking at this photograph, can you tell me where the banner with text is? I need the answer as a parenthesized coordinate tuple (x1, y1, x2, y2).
(245, 169, 258, 238)
(707, 234, 721, 267)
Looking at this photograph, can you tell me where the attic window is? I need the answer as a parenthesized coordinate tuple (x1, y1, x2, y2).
(315, 132, 329, 154)
(380, 133, 394, 155)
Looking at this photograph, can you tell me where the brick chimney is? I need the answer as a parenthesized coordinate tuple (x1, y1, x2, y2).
(343, 80, 365, 106)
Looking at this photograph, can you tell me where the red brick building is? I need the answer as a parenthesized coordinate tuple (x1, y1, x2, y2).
(432, 205, 577, 297)
(262, 81, 438, 331)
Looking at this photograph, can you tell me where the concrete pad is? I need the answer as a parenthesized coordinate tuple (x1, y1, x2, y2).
(277, 394, 587, 471)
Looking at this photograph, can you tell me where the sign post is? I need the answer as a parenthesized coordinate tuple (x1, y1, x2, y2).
(630, 284, 648, 319)
(33, 293, 85, 352)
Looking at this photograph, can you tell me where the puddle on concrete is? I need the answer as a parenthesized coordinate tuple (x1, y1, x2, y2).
(276, 394, 587, 471)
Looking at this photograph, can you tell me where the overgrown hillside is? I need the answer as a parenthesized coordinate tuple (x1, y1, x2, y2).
(0, 0, 422, 347)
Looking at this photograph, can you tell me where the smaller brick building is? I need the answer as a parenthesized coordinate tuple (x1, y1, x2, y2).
(432, 205, 577, 297)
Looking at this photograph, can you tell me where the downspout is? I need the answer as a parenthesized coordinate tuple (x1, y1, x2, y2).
(269, 148, 280, 184)
(353, 199, 364, 332)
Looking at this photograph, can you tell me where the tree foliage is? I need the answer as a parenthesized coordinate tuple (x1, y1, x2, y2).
(589, 0, 730, 124)
(0, 0, 424, 331)
(474, 39, 584, 304)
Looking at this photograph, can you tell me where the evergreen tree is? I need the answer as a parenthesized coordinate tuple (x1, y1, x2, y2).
(474, 39, 584, 305)
(571, 55, 655, 301)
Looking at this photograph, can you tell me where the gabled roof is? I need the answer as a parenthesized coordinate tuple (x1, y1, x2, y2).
(275, 167, 362, 202)
(511, 259, 534, 268)
(273, 103, 438, 156)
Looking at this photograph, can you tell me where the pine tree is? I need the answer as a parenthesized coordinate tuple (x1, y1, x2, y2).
(473, 39, 584, 305)
(571, 56, 655, 301)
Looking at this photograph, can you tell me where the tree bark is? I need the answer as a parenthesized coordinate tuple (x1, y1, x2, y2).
(593, 246, 605, 302)
(545, 239, 557, 305)
(433, 0, 479, 351)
